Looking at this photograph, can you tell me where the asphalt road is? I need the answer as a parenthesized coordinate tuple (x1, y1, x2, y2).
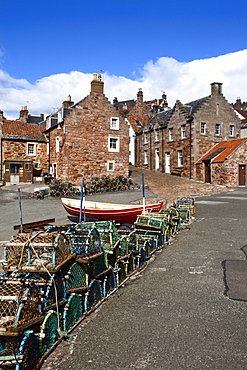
(41, 188, 247, 370)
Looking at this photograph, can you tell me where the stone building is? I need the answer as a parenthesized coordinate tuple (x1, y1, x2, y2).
(136, 82, 241, 181)
(43, 74, 129, 185)
(196, 138, 247, 186)
(0, 111, 47, 185)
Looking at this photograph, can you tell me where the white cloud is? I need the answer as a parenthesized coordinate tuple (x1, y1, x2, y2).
(0, 50, 247, 119)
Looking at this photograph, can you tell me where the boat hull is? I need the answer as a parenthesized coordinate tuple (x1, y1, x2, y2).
(60, 197, 163, 224)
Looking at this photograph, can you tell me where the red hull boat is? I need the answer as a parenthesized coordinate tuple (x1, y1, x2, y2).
(60, 197, 164, 224)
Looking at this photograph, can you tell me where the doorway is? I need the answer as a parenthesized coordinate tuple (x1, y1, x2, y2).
(204, 160, 211, 183)
(239, 165, 246, 186)
(165, 152, 170, 173)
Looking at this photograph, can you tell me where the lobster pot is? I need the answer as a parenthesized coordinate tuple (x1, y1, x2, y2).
(85, 252, 109, 278)
(135, 212, 170, 235)
(117, 237, 128, 258)
(67, 227, 102, 257)
(134, 229, 164, 250)
(63, 293, 83, 331)
(98, 268, 117, 297)
(65, 262, 89, 291)
(0, 333, 40, 369)
(2, 232, 72, 272)
(176, 196, 195, 215)
(85, 281, 102, 310)
(0, 274, 42, 333)
(127, 231, 153, 254)
(177, 207, 190, 222)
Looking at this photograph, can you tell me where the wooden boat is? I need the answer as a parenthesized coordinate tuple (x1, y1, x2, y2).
(60, 197, 164, 224)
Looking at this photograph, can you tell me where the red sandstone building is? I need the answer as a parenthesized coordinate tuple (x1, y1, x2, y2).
(43, 74, 129, 185)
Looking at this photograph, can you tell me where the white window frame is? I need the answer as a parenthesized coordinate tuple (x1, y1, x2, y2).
(55, 136, 60, 153)
(229, 125, 234, 137)
(27, 142, 36, 156)
(110, 117, 119, 130)
(144, 150, 148, 164)
(200, 122, 206, 135)
(215, 123, 221, 136)
(178, 150, 183, 167)
(169, 128, 173, 142)
(107, 160, 115, 171)
(181, 125, 186, 139)
(144, 132, 148, 144)
(108, 136, 120, 152)
(155, 130, 160, 142)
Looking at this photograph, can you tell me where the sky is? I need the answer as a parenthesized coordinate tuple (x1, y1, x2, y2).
(0, 0, 247, 119)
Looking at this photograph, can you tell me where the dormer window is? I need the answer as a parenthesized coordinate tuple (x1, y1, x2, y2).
(110, 117, 119, 130)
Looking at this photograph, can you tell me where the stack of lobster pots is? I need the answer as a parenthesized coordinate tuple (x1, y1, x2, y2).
(0, 197, 195, 369)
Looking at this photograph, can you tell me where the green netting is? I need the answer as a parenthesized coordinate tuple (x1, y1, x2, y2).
(63, 294, 83, 331)
(39, 311, 60, 356)
(87, 281, 102, 309)
(65, 262, 88, 290)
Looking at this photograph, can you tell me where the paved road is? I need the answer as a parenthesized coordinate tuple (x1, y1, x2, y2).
(41, 189, 247, 370)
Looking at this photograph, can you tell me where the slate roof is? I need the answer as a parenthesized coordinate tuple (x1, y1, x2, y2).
(148, 108, 173, 128)
(2, 120, 46, 141)
(196, 138, 247, 164)
(182, 96, 209, 116)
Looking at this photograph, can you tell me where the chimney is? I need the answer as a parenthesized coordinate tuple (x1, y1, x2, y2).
(162, 91, 168, 107)
(0, 110, 5, 123)
(19, 106, 29, 122)
(235, 97, 242, 110)
(137, 88, 143, 103)
(211, 82, 222, 95)
(113, 97, 118, 105)
(62, 94, 74, 108)
(91, 74, 104, 94)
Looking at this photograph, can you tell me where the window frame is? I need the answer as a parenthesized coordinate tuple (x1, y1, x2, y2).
(168, 127, 174, 142)
(107, 160, 115, 171)
(215, 123, 221, 136)
(144, 132, 148, 144)
(27, 142, 36, 156)
(200, 122, 206, 135)
(229, 125, 235, 137)
(108, 136, 120, 152)
(155, 130, 160, 142)
(181, 125, 186, 139)
(110, 117, 119, 130)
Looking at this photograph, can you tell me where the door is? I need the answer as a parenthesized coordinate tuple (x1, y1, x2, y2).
(204, 160, 211, 183)
(239, 165, 246, 186)
(155, 148, 159, 170)
(165, 152, 170, 173)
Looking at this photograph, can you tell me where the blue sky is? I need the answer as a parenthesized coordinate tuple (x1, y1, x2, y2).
(0, 0, 247, 118)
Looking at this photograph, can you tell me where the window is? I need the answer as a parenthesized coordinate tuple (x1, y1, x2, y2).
(110, 117, 119, 130)
(200, 122, 206, 135)
(107, 161, 115, 171)
(215, 124, 221, 136)
(169, 128, 173, 141)
(155, 130, 160, 142)
(229, 125, 234, 137)
(56, 136, 60, 153)
(108, 136, 119, 152)
(144, 133, 148, 144)
(178, 150, 183, 167)
(27, 143, 36, 156)
(181, 125, 186, 139)
(10, 164, 20, 174)
(144, 150, 148, 164)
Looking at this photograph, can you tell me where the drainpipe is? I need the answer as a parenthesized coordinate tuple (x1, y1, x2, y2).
(187, 117, 193, 179)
